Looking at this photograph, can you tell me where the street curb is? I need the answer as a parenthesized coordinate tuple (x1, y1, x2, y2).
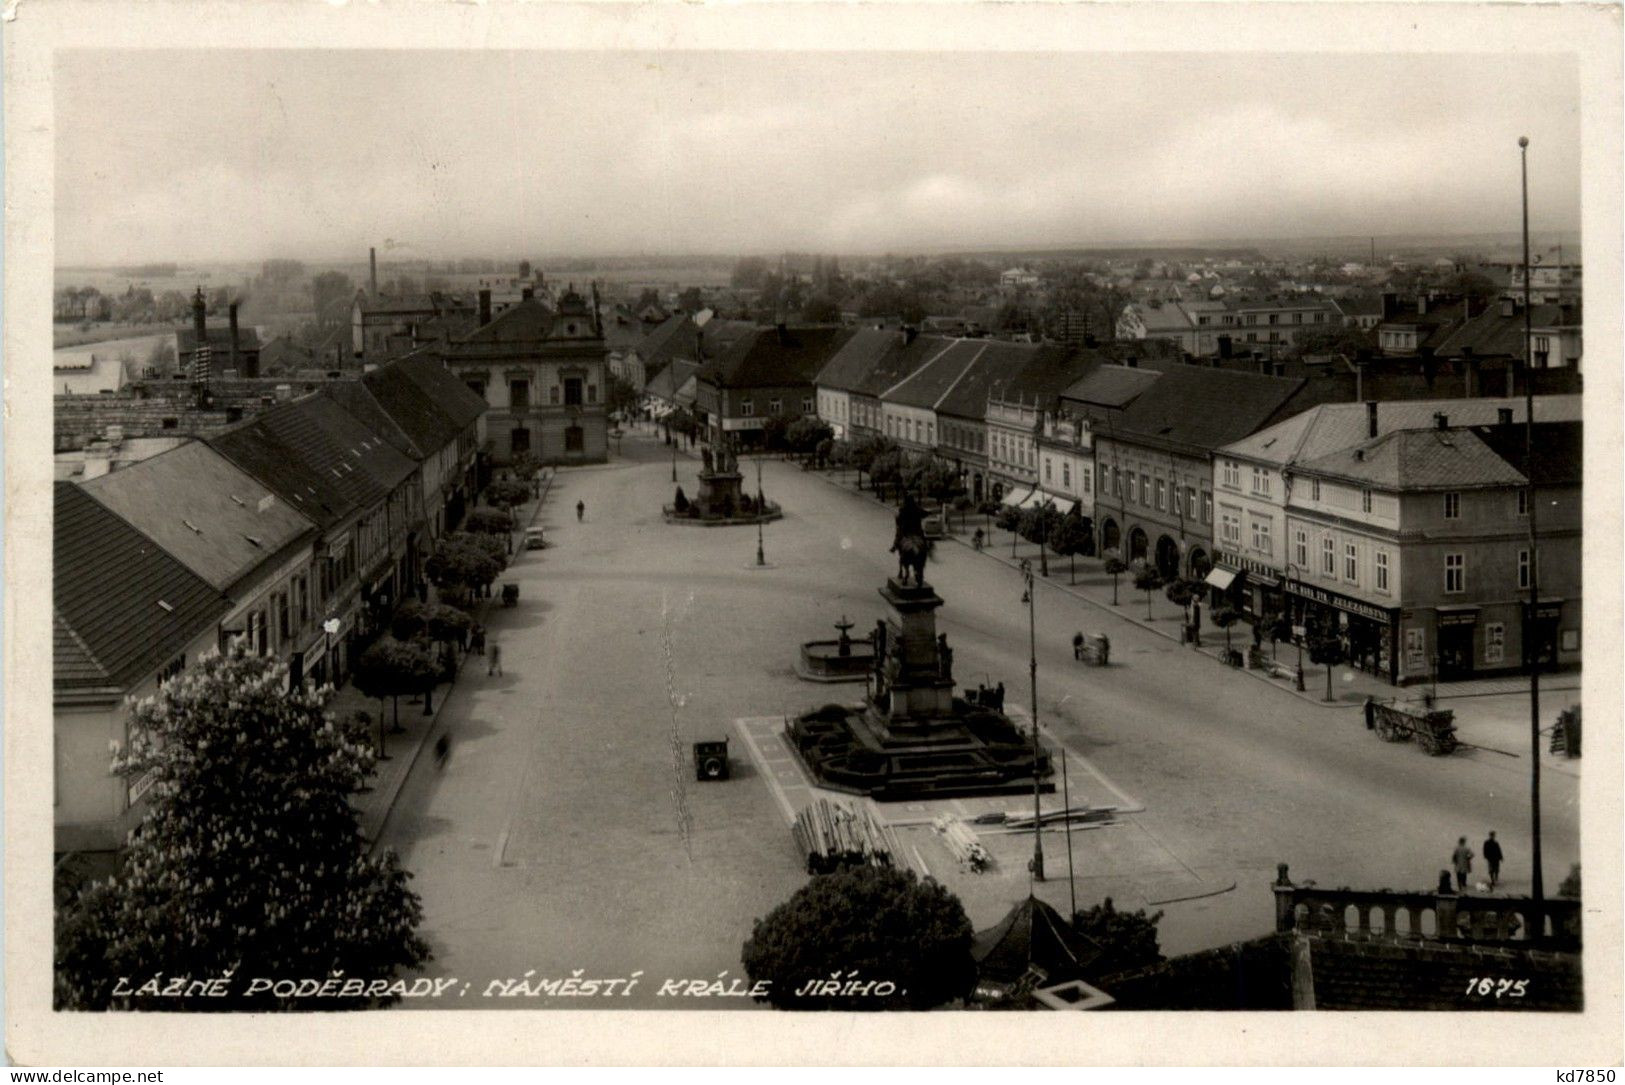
(805, 468, 1360, 710)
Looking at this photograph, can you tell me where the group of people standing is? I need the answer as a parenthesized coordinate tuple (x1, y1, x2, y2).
(1450, 831, 1505, 892)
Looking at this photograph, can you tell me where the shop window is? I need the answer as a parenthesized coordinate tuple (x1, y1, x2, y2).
(565, 426, 585, 453)
(1444, 552, 1465, 594)
(510, 427, 531, 456)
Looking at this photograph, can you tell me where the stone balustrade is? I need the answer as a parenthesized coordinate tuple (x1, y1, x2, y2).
(1272, 864, 1580, 950)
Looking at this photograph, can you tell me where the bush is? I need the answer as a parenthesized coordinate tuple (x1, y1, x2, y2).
(483, 480, 530, 511)
(390, 601, 429, 641)
(1073, 897, 1165, 981)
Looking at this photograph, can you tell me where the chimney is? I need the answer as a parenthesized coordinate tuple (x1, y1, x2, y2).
(1381, 292, 1399, 321)
(370, 247, 379, 298)
(190, 287, 211, 391)
(479, 289, 492, 326)
(1498, 407, 1514, 425)
(1365, 400, 1378, 438)
(1434, 411, 1449, 430)
(229, 301, 251, 378)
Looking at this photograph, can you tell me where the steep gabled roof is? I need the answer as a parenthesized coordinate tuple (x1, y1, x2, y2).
(852, 333, 951, 399)
(452, 297, 555, 347)
(55, 482, 229, 695)
(207, 395, 416, 530)
(1434, 303, 1580, 358)
(879, 338, 979, 410)
(1112, 366, 1306, 455)
(699, 325, 854, 390)
(937, 342, 1019, 421)
(80, 441, 318, 593)
(814, 327, 900, 393)
(355, 354, 486, 458)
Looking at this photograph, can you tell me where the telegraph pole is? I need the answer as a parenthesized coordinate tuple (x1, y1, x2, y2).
(1519, 136, 1545, 909)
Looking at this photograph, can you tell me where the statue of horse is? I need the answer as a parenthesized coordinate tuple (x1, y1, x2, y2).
(894, 534, 929, 586)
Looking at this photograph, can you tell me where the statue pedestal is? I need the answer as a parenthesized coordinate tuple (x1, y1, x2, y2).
(695, 470, 744, 518)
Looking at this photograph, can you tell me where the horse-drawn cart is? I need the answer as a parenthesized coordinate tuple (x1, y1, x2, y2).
(1072, 632, 1110, 666)
(1372, 699, 1458, 755)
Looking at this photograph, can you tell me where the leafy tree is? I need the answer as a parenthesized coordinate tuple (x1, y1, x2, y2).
(677, 287, 706, 313)
(1020, 502, 1063, 578)
(1163, 577, 1195, 610)
(464, 507, 515, 536)
(1072, 898, 1165, 981)
(1307, 616, 1347, 702)
(920, 460, 965, 508)
(785, 415, 834, 461)
(1102, 548, 1128, 606)
(951, 494, 974, 533)
(870, 450, 904, 504)
(761, 413, 793, 453)
(741, 865, 976, 1011)
(354, 635, 421, 736)
(606, 372, 641, 419)
(995, 505, 1023, 557)
(390, 600, 430, 641)
(424, 604, 471, 657)
(425, 534, 502, 604)
(1046, 510, 1085, 584)
(483, 480, 530, 512)
(1131, 560, 1164, 620)
(53, 647, 429, 1010)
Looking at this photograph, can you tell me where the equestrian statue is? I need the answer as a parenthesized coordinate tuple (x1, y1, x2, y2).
(890, 492, 930, 587)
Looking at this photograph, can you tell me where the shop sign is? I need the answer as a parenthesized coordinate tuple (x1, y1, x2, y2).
(128, 768, 157, 806)
(1213, 549, 1279, 579)
(1282, 578, 1392, 624)
(1437, 610, 1479, 628)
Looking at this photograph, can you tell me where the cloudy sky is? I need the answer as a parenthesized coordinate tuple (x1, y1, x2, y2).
(55, 49, 1580, 265)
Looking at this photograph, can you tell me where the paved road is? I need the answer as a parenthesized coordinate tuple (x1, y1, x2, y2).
(377, 428, 1579, 1004)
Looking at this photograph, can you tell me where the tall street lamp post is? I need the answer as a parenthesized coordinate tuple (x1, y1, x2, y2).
(756, 454, 766, 566)
(1020, 559, 1044, 882)
(1520, 134, 1545, 910)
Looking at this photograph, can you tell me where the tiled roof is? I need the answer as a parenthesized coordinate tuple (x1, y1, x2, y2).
(852, 333, 952, 398)
(998, 342, 1094, 403)
(1059, 364, 1161, 409)
(356, 354, 485, 458)
(1097, 934, 1294, 1010)
(1434, 304, 1579, 358)
(1473, 420, 1583, 487)
(699, 325, 854, 390)
(453, 298, 556, 346)
(879, 338, 981, 410)
(1130, 302, 1193, 332)
(54, 482, 229, 695)
(937, 341, 1028, 420)
(634, 314, 696, 364)
(814, 327, 900, 393)
(80, 441, 318, 593)
(1222, 395, 1585, 467)
(1111, 366, 1307, 455)
(207, 395, 417, 530)
(971, 895, 1102, 988)
(1297, 426, 1528, 490)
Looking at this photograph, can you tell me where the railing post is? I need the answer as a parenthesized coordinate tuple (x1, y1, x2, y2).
(1436, 890, 1459, 940)
(1273, 863, 1297, 932)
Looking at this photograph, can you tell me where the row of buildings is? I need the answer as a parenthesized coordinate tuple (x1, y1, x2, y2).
(810, 323, 1583, 689)
(54, 353, 487, 855)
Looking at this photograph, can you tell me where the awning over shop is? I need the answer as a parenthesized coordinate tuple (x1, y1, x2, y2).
(1204, 565, 1241, 592)
(1000, 485, 1035, 507)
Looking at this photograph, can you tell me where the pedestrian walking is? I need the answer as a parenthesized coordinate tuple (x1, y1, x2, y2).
(1483, 831, 1503, 890)
(1450, 836, 1474, 892)
(576, 499, 585, 522)
(471, 623, 486, 655)
(433, 734, 450, 768)
(1073, 632, 1085, 661)
(1364, 697, 1376, 730)
(488, 641, 503, 676)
